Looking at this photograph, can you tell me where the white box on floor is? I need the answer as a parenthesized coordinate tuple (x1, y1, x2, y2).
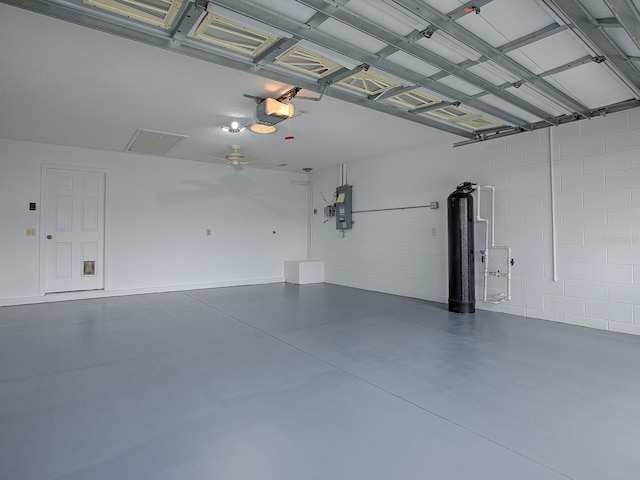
(284, 260, 324, 284)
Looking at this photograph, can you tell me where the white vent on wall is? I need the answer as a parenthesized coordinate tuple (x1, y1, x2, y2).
(193, 13, 278, 57)
(82, 0, 183, 29)
(385, 89, 442, 110)
(125, 129, 187, 156)
(274, 46, 343, 78)
(337, 70, 402, 95)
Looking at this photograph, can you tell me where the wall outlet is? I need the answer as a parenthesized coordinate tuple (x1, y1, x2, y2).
(432, 227, 437, 236)
(206, 228, 212, 236)
(26, 228, 36, 237)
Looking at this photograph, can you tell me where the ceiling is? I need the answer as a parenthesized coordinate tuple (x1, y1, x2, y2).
(2, 0, 640, 172)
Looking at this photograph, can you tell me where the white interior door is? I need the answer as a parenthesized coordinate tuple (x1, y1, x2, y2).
(44, 168, 105, 293)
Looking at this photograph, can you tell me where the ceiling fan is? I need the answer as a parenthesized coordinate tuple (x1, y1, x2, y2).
(204, 144, 288, 171)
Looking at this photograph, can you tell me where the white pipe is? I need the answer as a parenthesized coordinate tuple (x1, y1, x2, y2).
(307, 181, 313, 258)
(549, 128, 558, 282)
(292, 180, 314, 259)
(476, 186, 491, 302)
(476, 184, 512, 303)
(487, 184, 512, 302)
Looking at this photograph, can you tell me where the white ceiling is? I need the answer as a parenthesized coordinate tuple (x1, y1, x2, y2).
(2, 0, 640, 172)
(0, 3, 455, 172)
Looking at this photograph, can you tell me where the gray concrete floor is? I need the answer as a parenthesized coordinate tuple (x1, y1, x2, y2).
(1, 283, 638, 479)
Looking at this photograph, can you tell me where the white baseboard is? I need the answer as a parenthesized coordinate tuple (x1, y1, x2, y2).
(0, 277, 285, 306)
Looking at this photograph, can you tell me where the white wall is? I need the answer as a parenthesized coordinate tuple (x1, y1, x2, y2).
(312, 109, 640, 335)
(0, 139, 309, 304)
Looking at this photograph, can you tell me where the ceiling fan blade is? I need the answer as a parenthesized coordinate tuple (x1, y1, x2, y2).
(225, 155, 259, 163)
(200, 157, 288, 171)
(199, 157, 229, 166)
(245, 162, 289, 170)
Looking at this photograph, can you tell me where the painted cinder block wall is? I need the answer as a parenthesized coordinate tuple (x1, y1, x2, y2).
(312, 109, 640, 335)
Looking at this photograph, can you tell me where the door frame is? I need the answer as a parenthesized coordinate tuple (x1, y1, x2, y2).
(39, 164, 109, 296)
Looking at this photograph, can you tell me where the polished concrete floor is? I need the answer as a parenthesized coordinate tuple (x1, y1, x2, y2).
(1, 283, 639, 480)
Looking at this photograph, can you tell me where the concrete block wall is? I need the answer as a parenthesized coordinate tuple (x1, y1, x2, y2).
(313, 109, 640, 335)
(312, 140, 458, 302)
(475, 112, 640, 335)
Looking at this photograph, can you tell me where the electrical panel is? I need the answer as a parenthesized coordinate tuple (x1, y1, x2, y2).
(335, 185, 353, 231)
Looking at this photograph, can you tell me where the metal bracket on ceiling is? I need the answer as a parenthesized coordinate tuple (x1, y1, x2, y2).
(596, 17, 621, 27)
(463, 6, 481, 14)
(411, 0, 492, 40)
(194, 0, 208, 10)
(459, 125, 525, 145)
(322, 64, 369, 84)
(449, 0, 493, 20)
(409, 100, 460, 115)
(243, 94, 264, 104)
(171, 1, 202, 40)
(277, 87, 302, 102)
(368, 85, 417, 102)
(244, 86, 304, 104)
(421, 27, 434, 39)
(296, 83, 329, 102)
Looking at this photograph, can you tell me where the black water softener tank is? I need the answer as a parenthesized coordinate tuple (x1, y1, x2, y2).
(447, 182, 475, 313)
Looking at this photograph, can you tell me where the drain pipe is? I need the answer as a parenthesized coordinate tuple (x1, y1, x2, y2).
(549, 128, 558, 282)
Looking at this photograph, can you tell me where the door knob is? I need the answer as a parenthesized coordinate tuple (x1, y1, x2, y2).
(46, 235, 53, 240)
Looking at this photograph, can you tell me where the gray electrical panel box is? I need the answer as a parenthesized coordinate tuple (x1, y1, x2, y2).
(335, 185, 353, 231)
